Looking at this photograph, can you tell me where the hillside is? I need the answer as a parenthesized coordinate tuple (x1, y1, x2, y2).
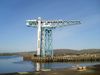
(0, 49, 100, 56)
(53, 49, 100, 55)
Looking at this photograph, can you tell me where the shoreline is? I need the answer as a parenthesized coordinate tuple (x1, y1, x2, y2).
(1, 64, 100, 75)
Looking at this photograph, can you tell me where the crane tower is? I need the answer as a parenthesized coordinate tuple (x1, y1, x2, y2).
(26, 17, 80, 57)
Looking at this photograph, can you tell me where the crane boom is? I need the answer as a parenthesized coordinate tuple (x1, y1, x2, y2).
(26, 19, 81, 28)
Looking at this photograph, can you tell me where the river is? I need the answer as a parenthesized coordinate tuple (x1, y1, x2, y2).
(0, 56, 100, 74)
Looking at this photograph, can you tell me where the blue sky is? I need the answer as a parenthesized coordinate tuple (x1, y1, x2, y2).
(0, 0, 100, 52)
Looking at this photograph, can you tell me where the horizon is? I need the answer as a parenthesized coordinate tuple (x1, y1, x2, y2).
(0, 48, 100, 53)
(0, 0, 100, 53)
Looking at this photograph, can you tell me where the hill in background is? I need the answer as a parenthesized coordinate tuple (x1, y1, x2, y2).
(0, 49, 100, 56)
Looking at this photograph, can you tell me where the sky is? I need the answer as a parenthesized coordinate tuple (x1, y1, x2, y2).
(0, 0, 100, 53)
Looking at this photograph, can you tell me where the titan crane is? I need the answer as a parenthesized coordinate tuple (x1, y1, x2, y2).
(26, 17, 81, 57)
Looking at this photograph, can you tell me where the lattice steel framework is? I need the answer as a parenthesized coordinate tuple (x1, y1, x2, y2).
(26, 17, 81, 57)
(40, 27, 53, 57)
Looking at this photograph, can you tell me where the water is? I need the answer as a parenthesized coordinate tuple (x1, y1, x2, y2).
(0, 56, 100, 74)
(0, 56, 34, 73)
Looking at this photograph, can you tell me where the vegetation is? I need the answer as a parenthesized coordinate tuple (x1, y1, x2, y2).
(0, 49, 100, 56)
